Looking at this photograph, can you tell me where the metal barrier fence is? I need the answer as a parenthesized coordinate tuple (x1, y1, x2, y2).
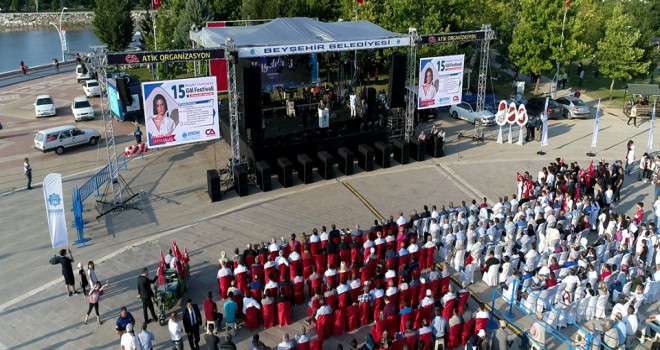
(72, 154, 130, 245)
(492, 278, 613, 350)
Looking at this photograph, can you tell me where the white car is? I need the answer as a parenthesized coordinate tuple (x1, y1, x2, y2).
(34, 125, 100, 155)
(71, 96, 95, 121)
(76, 64, 94, 82)
(449, 102, 496, 125)
(34, 95, 56, 117)
(82, 80, 100, 97)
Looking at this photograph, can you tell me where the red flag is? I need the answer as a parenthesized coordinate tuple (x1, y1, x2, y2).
(516, 172, 523, 184)
(565, 0, 570, 8)
(160, 250, 166, 268)
(357, 0, 364, 5)
(172, 240, 183, 260)
(588, 160, 595, 178)
(157, 267, 165, 286)
(182, 247, 190, 263)
(153, 0, 161, 8)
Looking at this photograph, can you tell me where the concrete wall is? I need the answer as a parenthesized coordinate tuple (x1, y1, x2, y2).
(0, 11, 148, 28)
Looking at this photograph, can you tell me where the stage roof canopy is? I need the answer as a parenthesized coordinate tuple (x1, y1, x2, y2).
(190, 17, 410, 58)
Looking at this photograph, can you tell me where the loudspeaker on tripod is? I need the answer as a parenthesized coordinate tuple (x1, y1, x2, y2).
(389, 54, 407, 108)
(116, 77, 133, 106)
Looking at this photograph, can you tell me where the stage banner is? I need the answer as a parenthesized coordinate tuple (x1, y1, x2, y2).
(207, 21, 229, 92)
(61, 29, 68, 51)
(142, 76, 220, 148)
(238, 37, 411, 58)
(541, 97, 549, 147)
(417, 55, 465, 110)
(43, 173, 68, 249)
(318, 108, 329, 128)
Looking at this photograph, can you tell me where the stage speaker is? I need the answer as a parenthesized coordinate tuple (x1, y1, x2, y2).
(116, 77, 133, 106)
(243, 66, 263, 145)
(389, 54, 407, 108)
(207, 169, 221, 202)
(233, 165, 248, 197)
(255, 161, 272, 192)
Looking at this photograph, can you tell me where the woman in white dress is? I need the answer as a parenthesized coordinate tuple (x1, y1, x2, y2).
(148, 94, 175, 137)
(420, 67, 437, 100)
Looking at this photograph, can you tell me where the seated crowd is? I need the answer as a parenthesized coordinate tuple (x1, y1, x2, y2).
(205, 157, 660, 350)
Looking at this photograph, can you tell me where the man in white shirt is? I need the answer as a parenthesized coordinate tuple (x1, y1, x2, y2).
(420, 289, 435, 307)
(120, 323, 139, 350)
(562, 269, 580, 293)
(277, 333, 295, 350)
(624, 305, 638, 349)
(168, 312, 184, 350)
(268, 238, 280, 254)
(243, 292, 261, 314)
(295, 326, 310, 345)
(396, 211, 407, 227)
(441, 285, 456, 307)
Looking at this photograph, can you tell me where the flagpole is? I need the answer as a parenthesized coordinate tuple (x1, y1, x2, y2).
(537, 97, 549, 155)
(587, 98, 601, 157)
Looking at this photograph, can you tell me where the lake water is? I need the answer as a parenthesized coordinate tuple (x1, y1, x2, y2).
(0, 28, 100, 73)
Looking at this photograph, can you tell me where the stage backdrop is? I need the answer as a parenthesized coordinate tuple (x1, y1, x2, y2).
(142, 76, 220, 148)
(418, 54, 465, 110)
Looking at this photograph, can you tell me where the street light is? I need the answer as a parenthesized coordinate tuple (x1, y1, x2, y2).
(49, 7, 68, 62)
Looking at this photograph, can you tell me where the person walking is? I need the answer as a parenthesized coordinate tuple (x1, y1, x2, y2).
(137, 268, 158, 324)
(625, 140, 636, 176)
(168, 312, 184, 350)
(134, 126, 142, 144)
(52, 58, 59, 72)
(579, 70, 584, 87)
(205, 324, 220, 350)
(182, 299, 202, 350)
(23, 158, 32, 190)
(137, 322, 155, 350)
(561, 70, 568, 89)
(77, 262, 89, 296)
(87, 261, 98, 286)
(84, 281, 107, 324)
(57, 248, 77, 296)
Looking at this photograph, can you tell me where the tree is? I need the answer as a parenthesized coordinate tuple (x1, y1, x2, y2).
(173, 0, 212, 49)
(510, 0, 569, 94)
(210, 0, 241, 20)
(138, 11, 155, 50)
(596, 4, 650, 99)
(92, 0, 134, 52)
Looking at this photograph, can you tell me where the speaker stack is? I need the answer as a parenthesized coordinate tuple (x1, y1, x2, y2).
(207, 169, 221, 202)
(243, 66, 263, 146)
(389, 54, 407, 109)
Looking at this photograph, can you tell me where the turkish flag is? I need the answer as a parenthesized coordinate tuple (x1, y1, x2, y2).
(153, 0, 161, 8)
(565, 0, 570, 8)
(357, 0, 363, 4)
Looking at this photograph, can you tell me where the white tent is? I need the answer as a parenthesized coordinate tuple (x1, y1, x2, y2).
(189, 17, 410, 58)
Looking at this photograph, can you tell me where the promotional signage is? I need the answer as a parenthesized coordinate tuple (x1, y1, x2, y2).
(420, 31, 487, 45)
(238, 37, 411, 58)
(318, 108, 329, 128)
(43, 173, 68, 249)
(142, 76, 220, 148)
(418, 55, 465, 110)
(107, 48, 225, 65)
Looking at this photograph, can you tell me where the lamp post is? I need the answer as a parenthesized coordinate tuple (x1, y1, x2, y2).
(153, 25, 158, 80)
(552, 3, 569, 99)
(50, 7, 68, 62)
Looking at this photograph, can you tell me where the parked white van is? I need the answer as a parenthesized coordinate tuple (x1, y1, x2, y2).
(34, 125, 101, 155)
(76, 64, 94, 82)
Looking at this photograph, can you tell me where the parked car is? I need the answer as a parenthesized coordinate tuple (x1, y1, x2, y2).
(34, 125, 100, 155)
(449, 102, 496, 125)
(34, 95, 56, 118)
(524, 97, 563, 120)
(82, 79, 100, 97)
(71, 96, 95, 121)
(76, 64, 94, 82)
(555, 96, 590, 119)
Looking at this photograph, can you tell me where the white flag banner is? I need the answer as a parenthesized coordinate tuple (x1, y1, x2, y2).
(43, 173, 68, 249)
(649, 104, 656, 150)
(61, 29, 68, 51)
(591, 99, 601, 149)
(541, 97, 549, 147)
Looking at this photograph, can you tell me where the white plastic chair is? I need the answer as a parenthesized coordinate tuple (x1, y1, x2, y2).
(553, 283, 566, 305)
(460, 263, 477, 285)
(452, 249, 466, 272)
(595, 294, 608, 318)
(523, 292, 537, 313)
(483, 264, 500, 287)
(558, 252, 569, 266)
(576, 296, 591, 323)
(586, 294, 598, 320)
(499, 262, 512, 284)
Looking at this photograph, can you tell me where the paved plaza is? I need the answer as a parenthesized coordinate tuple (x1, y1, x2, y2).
(0, 71, 658, 349)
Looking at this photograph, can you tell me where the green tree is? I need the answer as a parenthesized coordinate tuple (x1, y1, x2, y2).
(596, 4, 650, 99)
(210, 0, 241, 20)
(509, 0, 567, 94)
(173, 0, 212, 49)
(622, 0, 659, 69)
(11, 0, 21, 12)
(138, 11, 155, 50)
(92, 0, 134, 52)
